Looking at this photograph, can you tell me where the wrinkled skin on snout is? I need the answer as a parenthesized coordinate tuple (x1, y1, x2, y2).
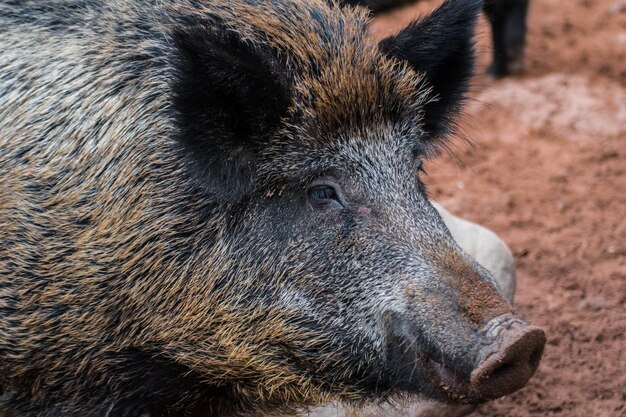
(0, 1, 543, 416)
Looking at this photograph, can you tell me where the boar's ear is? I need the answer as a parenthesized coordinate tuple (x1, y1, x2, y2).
(378, 0, 481, 141)
(172, 28, 291, 200)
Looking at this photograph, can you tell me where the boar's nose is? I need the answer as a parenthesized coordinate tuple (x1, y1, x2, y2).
(469, 316, 546, 400)
(384, 313, 545, 402)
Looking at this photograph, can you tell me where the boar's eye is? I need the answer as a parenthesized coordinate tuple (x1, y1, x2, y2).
(308, 183, 344, 210)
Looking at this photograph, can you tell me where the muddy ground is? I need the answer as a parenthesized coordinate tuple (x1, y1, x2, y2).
(370, 0, 625, 416)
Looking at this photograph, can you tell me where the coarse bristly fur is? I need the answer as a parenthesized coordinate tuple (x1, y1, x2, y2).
(0, 1, 538, 417)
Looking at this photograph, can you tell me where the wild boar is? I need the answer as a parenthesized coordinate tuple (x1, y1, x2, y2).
(0, 1, 544, 416)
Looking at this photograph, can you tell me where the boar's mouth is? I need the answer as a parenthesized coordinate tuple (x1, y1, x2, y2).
(384, 312, 474, 402)
(425, 356, 473, 402)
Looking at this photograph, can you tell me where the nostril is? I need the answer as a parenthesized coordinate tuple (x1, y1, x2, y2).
(489, 360, 515, 380)
(490, 338, 544, 382)
(529, 346, 543, 369)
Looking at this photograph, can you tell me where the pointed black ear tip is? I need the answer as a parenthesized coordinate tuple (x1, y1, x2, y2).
(437, 0, 483, 24)
(444, 0, 483, 13)
(466, 0, 484, 12)
(388, 0, 482, 46)
(379, 0, 483, 57)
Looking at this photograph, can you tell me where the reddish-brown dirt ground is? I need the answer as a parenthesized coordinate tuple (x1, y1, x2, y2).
(370, 0, 626, 416)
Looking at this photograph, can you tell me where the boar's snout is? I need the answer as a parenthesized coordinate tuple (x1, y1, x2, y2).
(384, 314, 545, 403)
(469, 316, 545, 400)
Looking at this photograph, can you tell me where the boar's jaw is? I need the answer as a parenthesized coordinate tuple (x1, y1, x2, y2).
(383, 312, 545, 404)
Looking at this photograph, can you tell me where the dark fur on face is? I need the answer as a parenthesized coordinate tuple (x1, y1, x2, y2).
(0, 1, 526, 417)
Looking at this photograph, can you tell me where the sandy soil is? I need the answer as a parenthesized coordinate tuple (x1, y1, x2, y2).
(369, 1, 626, 416)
